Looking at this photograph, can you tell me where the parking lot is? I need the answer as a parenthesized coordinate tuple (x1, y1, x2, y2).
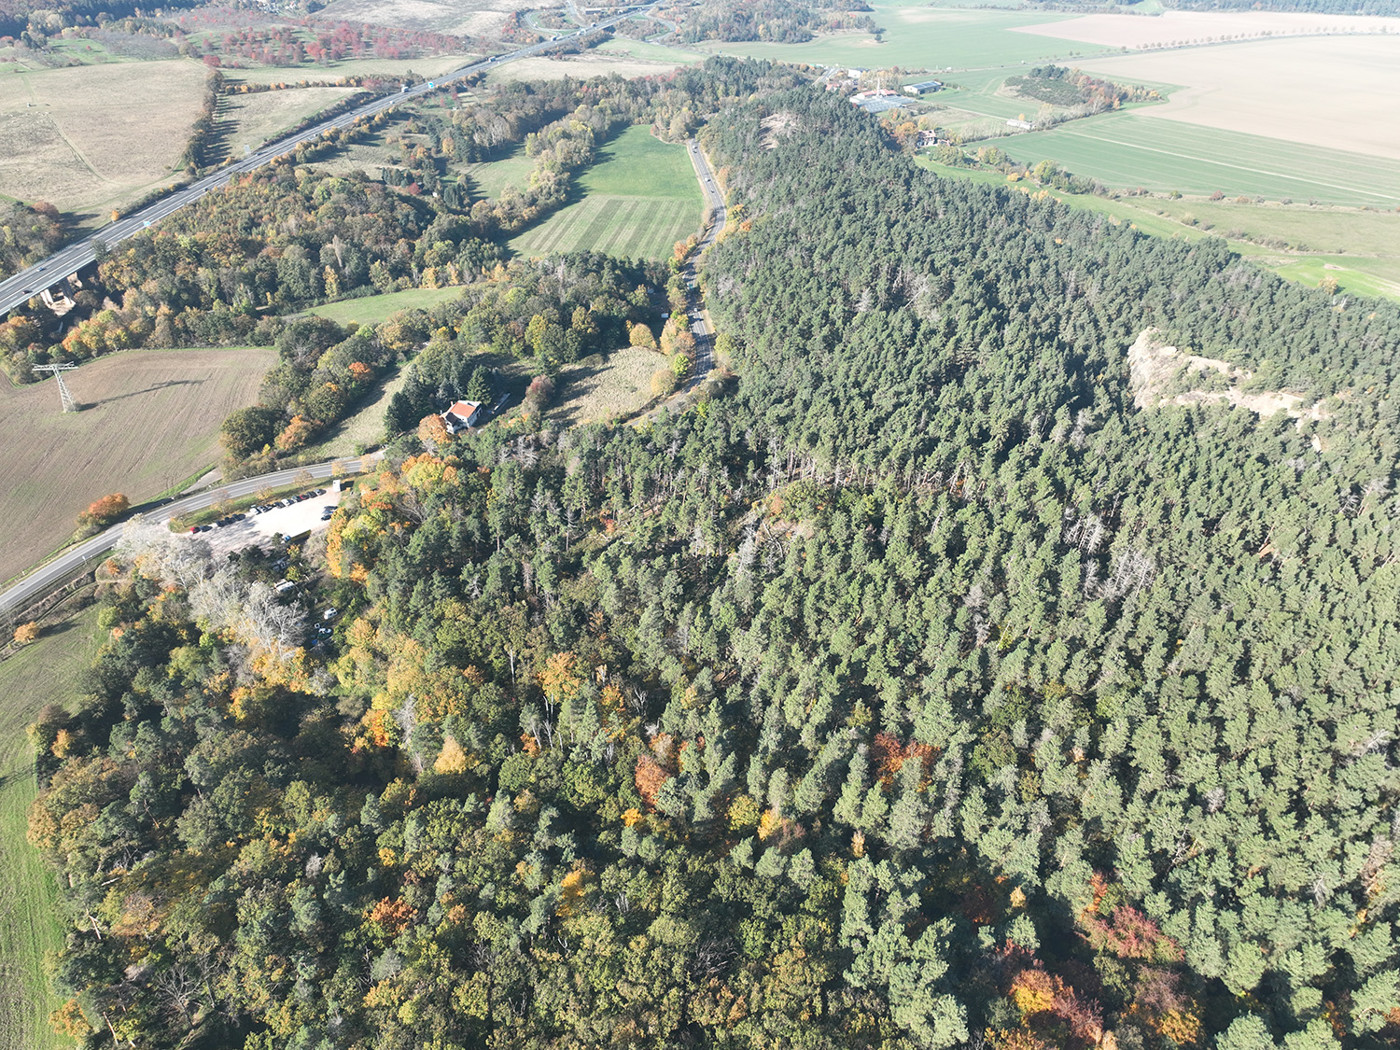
(172, 488, 343, 558)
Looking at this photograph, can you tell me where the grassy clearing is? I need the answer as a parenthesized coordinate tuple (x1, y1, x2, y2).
(219, 86, 362, 158)
(306, 285, 469, 326)
(0, 347, 273, 586)
(510, 125, 703, 261)
(301, 370, 411, 459)
(0, 59, 206, 214)
(696, 1, 1110, 71)
(552, 346, 664, 427)
(989, 110, 1400, 207)
(462, 141, 535, 198)
(594, 38, 703, 65)
(0, 604, 100, 1050)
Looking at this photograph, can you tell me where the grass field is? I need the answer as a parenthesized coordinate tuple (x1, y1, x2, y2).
(594, 38, 703, 65)
(306, 285, 469, 325)
(510, 125, 702, 260)
(696, 0, 1110, 71)
(463, 141, 535, 199)
(553, 345, 664, 426)
(219, 86, 362, 159)
(0, 605, 100, 1050)
(0, 347, 273, 586)
(0, 59, 207, 214)
(917, 156, 1400, 300)
(994, 112, 1400, 207)
(227, 53, 480, 85)
(319, 0, 554, 38)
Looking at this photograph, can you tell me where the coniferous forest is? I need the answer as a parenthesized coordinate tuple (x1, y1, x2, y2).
(27, 67, 1400, 1050)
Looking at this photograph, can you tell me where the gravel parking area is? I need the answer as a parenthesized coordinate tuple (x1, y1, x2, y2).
(172, 489, 343, 557)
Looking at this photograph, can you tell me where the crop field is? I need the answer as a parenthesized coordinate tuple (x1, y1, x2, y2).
(0, 605, 100, 1050)
(220, 86, 362, 158)
(553, 346, 665, 426)
(1068, 36, 1400, 163)
(1014, 9, 1400, 51)
(510, 125, 702, 260)
(0, 59, 207, 214)
(995, 112, 1400, 207)
(307, 285, 469, 325)
(695, 1, 1110, 71)
(0, 347, 273, 586)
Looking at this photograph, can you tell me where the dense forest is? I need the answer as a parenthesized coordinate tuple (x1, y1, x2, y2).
(0, 200, 65, 283)
(26, 65, 1400, 1050)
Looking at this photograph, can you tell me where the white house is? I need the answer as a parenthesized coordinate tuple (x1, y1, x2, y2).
(442, 399, 483, 434)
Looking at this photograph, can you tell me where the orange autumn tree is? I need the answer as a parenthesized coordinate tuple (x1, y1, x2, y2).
(77, 492, 129, 529)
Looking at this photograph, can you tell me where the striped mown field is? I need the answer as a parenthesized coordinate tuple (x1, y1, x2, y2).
(511, 195, 701, 261)
(510, 125, 704, 261)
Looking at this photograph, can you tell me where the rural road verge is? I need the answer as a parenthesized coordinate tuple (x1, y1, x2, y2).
(0, 453, 382, 618)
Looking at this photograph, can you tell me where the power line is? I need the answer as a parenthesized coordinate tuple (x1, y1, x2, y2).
(32, 362, 78, 412)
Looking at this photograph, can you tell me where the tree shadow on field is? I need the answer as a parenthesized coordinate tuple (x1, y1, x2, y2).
(91, 378, 206, 407)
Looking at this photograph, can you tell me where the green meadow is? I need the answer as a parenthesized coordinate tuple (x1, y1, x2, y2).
(510, 125, 704, 261)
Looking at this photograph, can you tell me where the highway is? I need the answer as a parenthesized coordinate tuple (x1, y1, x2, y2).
(683, 138, 727, 385)
(0, 453, 382, 617)
(0, 1, 661, 318)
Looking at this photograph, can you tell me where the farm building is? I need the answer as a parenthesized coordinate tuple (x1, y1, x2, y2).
(1006, 118, 1034, 130)
(442, 399, 483, 434)
(904, 79, 943, 95)
(851, 89, 905, 114)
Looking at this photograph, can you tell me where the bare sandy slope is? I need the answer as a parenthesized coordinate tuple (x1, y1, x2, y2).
(1014, 10, 1400, 49)
(1065, 35, 1400, 162)
(0, 60, 207, 212)
(0, 347, 273, 585)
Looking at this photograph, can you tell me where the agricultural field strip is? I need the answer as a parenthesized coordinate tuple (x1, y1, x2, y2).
(998, 111, 1400, 205)
(1058, 126, 1400, 202)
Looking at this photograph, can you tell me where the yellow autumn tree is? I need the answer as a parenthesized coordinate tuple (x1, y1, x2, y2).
(434, 734, 468, 774)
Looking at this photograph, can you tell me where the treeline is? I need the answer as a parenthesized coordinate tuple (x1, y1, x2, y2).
(383, 252, 662, 433)
(217, 253, 659, 475)
(679, 0, 879, 43)
(0, 200, 65, 282)
(1007, 65, 1159, 110)
(0, 167, 498, 377)
(27, 67, 1400, 1050)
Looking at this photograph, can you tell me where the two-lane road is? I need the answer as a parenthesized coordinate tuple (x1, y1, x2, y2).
(0, 1, 662, 318)
(683, 138, 727, 385)
(0, 454, 382, 617)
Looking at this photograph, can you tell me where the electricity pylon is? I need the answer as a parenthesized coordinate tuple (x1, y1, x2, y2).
(32, 362, 78, 412)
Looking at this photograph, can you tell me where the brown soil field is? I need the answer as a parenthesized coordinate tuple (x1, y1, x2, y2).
(0, 60, 208, 213)
(320, 0, 558, 38)
(0, 347, 274, 585)
(1066, 35, 1400, 161)
(1015, 10, 1400, 49)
